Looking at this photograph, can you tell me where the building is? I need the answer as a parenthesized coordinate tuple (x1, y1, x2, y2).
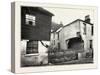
(50, 22, 63, 49)
(21, 6, 54, 40)
(50, 16, 93, 60)
(21, 6, 54, 66)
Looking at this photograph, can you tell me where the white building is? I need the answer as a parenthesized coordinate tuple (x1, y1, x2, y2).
(50, 16, 93, 59)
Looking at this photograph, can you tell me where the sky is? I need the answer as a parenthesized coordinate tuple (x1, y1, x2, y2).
(43, 6, 94, 25)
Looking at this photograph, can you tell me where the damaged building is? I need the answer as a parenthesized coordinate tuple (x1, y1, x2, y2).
(50, 15, 93, 63)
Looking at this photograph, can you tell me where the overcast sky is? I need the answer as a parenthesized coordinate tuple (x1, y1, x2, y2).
(44, 7, 94, 25)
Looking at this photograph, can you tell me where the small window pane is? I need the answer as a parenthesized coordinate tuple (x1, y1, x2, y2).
(25, 14, 36, 26)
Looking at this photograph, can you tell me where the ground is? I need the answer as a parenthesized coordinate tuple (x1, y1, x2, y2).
(52, 58, 93, 65)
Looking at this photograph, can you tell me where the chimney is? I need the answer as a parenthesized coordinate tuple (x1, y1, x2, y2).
(84, 15, 91, 23)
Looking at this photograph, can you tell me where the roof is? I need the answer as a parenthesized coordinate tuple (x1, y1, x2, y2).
(37, 7, 54, 16)
(54, 19, 93, 33)
(63, 19, 93, 28)
(22, 6, 54, 16)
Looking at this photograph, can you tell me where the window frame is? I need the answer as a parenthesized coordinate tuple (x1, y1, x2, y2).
(25, 14, 36, 26)
(26, 40, 38, 54)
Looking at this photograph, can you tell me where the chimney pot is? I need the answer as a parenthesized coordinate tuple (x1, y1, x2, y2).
(84, 15, 91, 23)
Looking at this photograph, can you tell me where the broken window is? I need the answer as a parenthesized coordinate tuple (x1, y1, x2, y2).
(25, 14, 36, 26)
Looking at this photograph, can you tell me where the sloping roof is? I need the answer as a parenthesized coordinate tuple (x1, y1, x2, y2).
(37, 7, 54, 16)
(54, 19, 93, 33)
(63, 19, 93, 28)
(21, 6, 54, 16)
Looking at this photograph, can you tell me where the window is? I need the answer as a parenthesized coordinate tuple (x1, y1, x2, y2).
(83, 23, 86, 35)
(26, 40, 38, 54)
(91, 25, 93, 35)
(25, 14, 36, 26)
(58, 32, 59, 40)
(90, 40, 93, 49)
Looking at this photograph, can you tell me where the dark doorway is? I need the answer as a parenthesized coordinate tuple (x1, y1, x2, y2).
(67, 37, 84, 50)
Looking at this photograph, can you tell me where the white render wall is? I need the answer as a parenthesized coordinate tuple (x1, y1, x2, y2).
(80, 21, 92, 51)
(50, 20, 93, 52)
(59, 21, 80, 50)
